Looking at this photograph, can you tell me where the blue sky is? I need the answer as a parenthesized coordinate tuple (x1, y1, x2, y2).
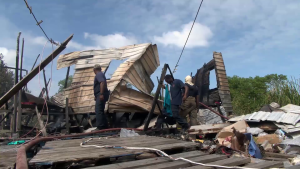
(1, 0, 300, 96)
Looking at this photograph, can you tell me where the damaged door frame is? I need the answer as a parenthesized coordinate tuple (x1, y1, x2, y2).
(144, 64, 174, 131)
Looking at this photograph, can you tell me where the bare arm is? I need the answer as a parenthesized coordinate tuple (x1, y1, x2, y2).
(100, 82, 104, 94)
(184, 85, 188, 98)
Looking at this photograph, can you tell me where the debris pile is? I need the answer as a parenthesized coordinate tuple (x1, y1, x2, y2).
(186, 103, 300, 168)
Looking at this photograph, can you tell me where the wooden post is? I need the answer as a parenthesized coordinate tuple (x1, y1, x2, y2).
(17, 38, 25, 134)
(144, 64, 168, 131)
(64, 66, 70, 89)
(156, 76, 162, 100)
(43, 69, 49, 100)
(65, 98, 70, 134)
(39, 78, 50, 98)
(13, 32, 21, 133)
(31, 54, 40, 71)
(35, 106, 47, 136)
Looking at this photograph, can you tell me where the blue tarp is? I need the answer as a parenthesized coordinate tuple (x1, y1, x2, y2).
(245, 133, 262, 159)
(163, 84, 172, 117)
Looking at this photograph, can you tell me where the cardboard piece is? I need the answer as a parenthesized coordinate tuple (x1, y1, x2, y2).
(255, 134, 282, 144)
(216, 120, 249, 146)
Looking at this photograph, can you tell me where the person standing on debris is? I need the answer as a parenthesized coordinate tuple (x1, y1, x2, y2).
(93, 64, 109, 130)
(155, 74, 190, 131)
(180, 75, 199, 126)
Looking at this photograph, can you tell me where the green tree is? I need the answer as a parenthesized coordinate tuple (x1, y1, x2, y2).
(228, 74, 288, 115)
(0, 58, 14, 98)
(58, 75, 73, 92)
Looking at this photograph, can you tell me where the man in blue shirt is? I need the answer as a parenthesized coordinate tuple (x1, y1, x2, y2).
(155, 74, 190, 131)
(93, 64, 109, 130)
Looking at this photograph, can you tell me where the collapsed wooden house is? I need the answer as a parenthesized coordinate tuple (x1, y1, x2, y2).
(52, 43, 162, 115)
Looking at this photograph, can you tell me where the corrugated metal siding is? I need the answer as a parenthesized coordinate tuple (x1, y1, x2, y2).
(230, 111, 300, 125)
(53, 43, 160, 114)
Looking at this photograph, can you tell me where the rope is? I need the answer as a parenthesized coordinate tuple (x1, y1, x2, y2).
(173, 0, 204, 73)
(80, 138, 254, 169)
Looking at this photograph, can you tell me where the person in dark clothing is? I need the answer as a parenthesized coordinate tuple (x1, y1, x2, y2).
(93, 64, 109, 130)
(180, 75, 199, 126)
(155, 74, 190, 130)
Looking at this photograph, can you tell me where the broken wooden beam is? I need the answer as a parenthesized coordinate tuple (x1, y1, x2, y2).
(144, 64, 168, 131)
(65, 98, 70, 134)
(64, 66, 70, 89)
(0, 34, 73, 107)
(35, 106, 47, 136)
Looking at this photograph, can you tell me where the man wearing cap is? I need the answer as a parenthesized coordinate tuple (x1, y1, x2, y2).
(93, 64, 109, 130)
(155, 74, 190, 131)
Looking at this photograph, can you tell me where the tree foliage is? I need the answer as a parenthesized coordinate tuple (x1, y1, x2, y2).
(0, 58, 15, 98)
(227, 74, 300, 115)
(58, 75, 73, 92)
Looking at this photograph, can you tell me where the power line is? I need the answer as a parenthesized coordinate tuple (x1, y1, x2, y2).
(173, 0, 204, 74)
(23, 0, 59, 46)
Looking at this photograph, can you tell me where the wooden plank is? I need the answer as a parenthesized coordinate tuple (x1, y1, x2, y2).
(134, 154, 227, 169)
(37, 138, 185, 154)
(264, 152, 297, 159)
(217, 77, 229, 84)
(208, 157, 250, 166)
(215, 62, 225, 67)
(213, 53, 223, 59)
(218, 86, 230, 91)
(87, 151, 206, 169)
(287, 164, 300, 169)
(30, 137, 199, 165)
(213, 58, 224, 63)
(245, 161, 283, 169)
(216, 73, 228, 79)
(215, 69, 227, 76)
(185, 157, 251, 169)
(215, 66, 226, 71)
(31, 142, 198, 164)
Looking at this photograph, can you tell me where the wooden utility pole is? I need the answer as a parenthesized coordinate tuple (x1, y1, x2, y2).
(12, 32, 21, 133)
(17, 38, 25, 133)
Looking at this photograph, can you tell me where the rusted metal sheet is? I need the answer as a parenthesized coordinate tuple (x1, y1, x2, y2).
(53, 43, 160, 114)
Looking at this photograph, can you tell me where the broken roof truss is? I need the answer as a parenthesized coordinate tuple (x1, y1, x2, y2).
(53, 43, 162, 114)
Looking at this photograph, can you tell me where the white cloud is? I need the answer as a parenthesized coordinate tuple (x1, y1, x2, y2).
(84, 32, 138, 49)
(0, 47, 16, 67)
(153, 22, 213, 48)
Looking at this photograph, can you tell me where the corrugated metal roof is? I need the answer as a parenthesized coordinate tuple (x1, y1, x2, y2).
(280, 104, 300, 114)
(266, 111, 285, 121)
(229, 110, 300, 125)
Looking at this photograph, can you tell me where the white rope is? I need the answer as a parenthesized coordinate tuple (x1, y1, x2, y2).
(80, 138, 254, 169)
